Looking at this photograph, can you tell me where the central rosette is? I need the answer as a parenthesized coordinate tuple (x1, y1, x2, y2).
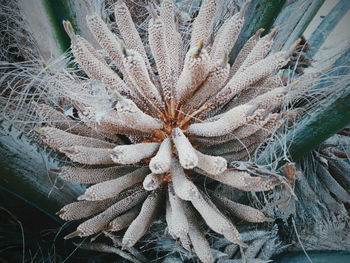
(38, 1, 296, 261)
(109, 93, 228, 192)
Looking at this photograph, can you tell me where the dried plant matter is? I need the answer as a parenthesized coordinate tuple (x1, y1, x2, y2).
(34, 0, 319, 261)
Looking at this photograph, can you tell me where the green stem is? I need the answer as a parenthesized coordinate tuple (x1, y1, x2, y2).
(257, 87, 350, 168)
(42, 0, 77, 53)
(230, 0, 286, 63)
(272, 0, 325, 51)
(0, 121, 83, 221)
(307, 0, 350, 58)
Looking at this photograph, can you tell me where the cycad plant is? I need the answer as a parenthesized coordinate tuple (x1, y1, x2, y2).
(0, 0, 349, 262)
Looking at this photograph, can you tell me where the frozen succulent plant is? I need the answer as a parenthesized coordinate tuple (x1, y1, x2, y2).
(35, 0, 310, 261)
